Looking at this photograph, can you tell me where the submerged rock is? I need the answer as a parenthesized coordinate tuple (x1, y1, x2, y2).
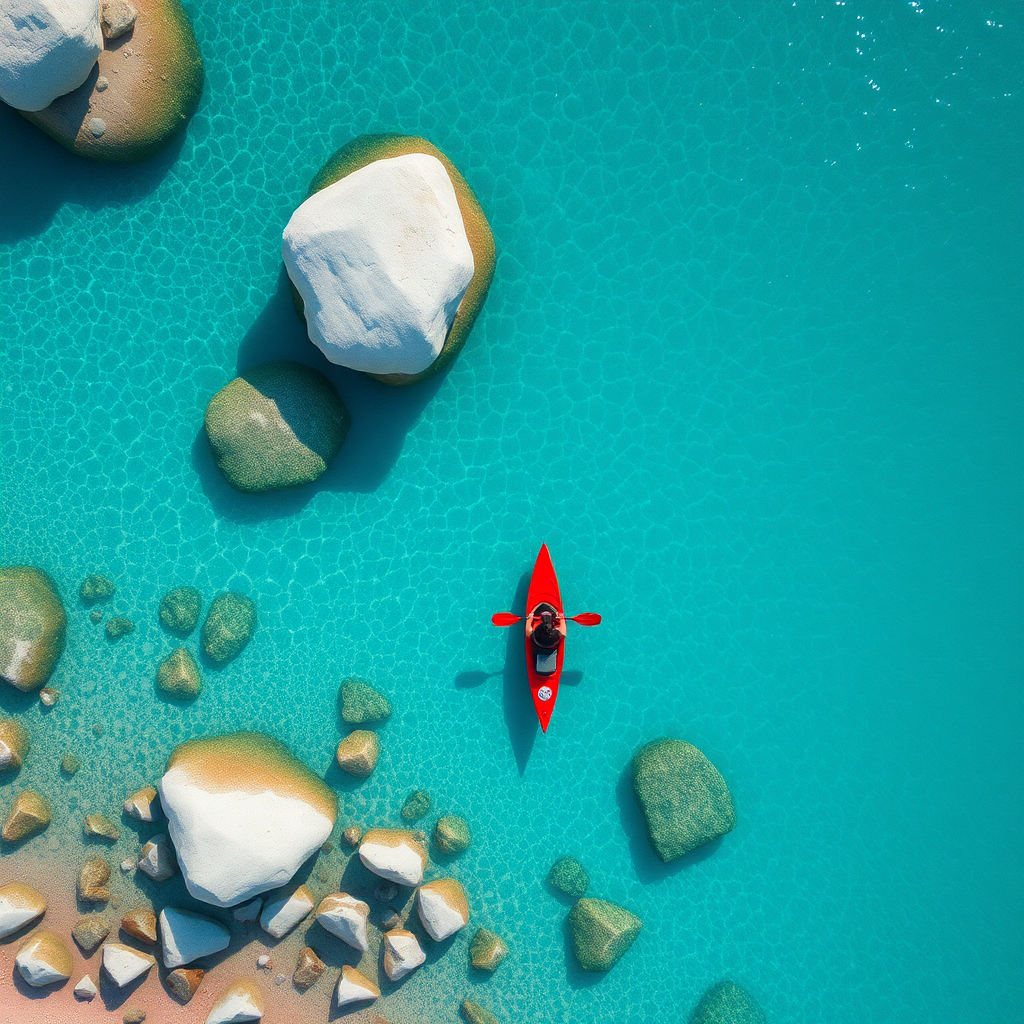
(342, 825, 362, 847)
(106, 616, 135, 639)
(469, 928, 508, 972)
(78, 857, 111, 903)
(358, 828, 427, 887)
(85, 812, 121, 841)
(417, 878, 469, 941)
(284, 134, 496, 385)
(259, 884, 314, 939)
(158, 731, 337, 907)
(462, 1001, 501, 1024)
(568, 898, 643, 972)
(316, 892, 370, 951)
(121, 908, 158, 945)
(124, 785, 163, 821)
(79, 574, 115, 604)
(72, 913, 111, 955)
(159, 907, 230, 968)
(159, 586, 202, 634)
(201, 592, 256, 664)
(39, 686, 60, 706)
(690, 979, 768, 1024)
(547, 855, 589, 898)
(15, 929, 73, 987)
(292, 945, 325, 991)
(382, 928, 425, 981)
(166, 966, 205, 1003)
(3, 790, 51, 841)
(61, 751, 82, 775)
(138, 833, 177, 881)
(0, 718, 29, 771)
(632, 738, 736, 862)
(102, 942, 156, 987)
(204, 362, 350, 493)
(335, 964, 379, 1007)
(336, 730, 380, 777)
(205, 978, 264, 1024)
(434, 814, 471, 855)
(400, 789, 431, 822)
(339, 677, 392, 724)
(0, 566, 67, 691)
(0, 881, 46, 938)
(157, 647, 203, 698)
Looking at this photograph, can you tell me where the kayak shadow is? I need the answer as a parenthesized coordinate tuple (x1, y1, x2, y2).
(502, 571, 536, 776)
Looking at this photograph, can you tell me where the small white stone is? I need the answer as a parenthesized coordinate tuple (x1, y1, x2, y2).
(315, 892, 369, 952)
(88, 117, 105, 138)
(382, 929, 425, 981)
(256, 954, 271, 968)
(102, 942, 156, 987)
(96, 75, 108, 91)
(138, 833, 177, 881)
(259, 885, 314, 939)
(73, 974, 98, 1000)
(120, 859, 134, 873)
(159, 907, 230, 969)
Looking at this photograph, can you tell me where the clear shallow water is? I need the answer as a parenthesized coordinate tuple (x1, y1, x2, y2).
(1, 1, 1022, 1021)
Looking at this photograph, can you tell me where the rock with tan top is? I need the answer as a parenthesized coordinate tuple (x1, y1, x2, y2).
(102, 942, 157, 986)
(335, 729, 379, 777)
(121, 908, 157, 944)
(16, 929, 73, 986)
(158, 731, 337, 907)
(0, 718, 29, 770)
(0, 566, 67, 690)
(259, 884, 314, 939)
(85, 812, 121, 841)
(0, 882, 45, 938)
(78, 858, 111, 903)
(160, 907, 230, 968)
(100, 0, 137, 38)
(335, 964, 380, 1007)
(124, 785, 163, 821)
(3, 789, 50, 841)
(138, 833, 177, 881)
(417, 878, 469, 941)
(358, 828, 427, 887)
(205, 978, 264, 1024)
(292, 946, 325, 991)
(166, 967, 204, 1003)
(382, 928, 426, 981)
(316, 892, 370, 951)
(74, 973, 98, 1000)
(72, 913, 111, 954)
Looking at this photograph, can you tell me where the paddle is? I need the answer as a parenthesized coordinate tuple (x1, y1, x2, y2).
(491, 612, 602, 626)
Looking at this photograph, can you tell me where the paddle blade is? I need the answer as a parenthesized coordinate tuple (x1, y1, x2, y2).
(491, 613, 522, 626)
(569, 613, 602, 626)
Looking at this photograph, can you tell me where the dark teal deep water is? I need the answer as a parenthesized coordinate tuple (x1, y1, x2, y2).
(1, 2, 1022, 1021)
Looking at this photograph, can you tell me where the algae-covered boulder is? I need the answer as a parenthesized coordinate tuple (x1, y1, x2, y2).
(567, 898, 642, 972)
(84, 812, 121, 841)
(400, 789, 431, 822)
(158, 731, 337, 907)
(293, 945, 325, 991)
(339, 676, 391, 725)
(166, 967, 204, 1003)
(547, 856, 589, 898)
(159, 586, 202, 634)
(19, 0, 203, 162)
(0, 718, 29, 771)
(2, 790, 51, 842)
(204, 362, 350, 493)
(157, 647, 202, 698)
(462, 1001, 501, 1024)
(434, 814, 471, 855)
(72, 913, 111, 954)
(632, 738, 736, 862)
(201, 592, 256, 664)
(106, 616, 134, 639)
(283, 134, 496, 386)
(690, 979, 768, 1024)
(0, 566, 67, 691)
(335, 730, 379, 777)
(79, 574, 115, 604)
(469, 927, 507, 972)
(78, 857, 111, 902)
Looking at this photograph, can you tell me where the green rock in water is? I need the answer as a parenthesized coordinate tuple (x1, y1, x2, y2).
(61, 752, 81, 775)
(400, 790, 431, 822)
(632, 738, 736, 862)
(434, 814, 471, 855)
(547, 856, 589, 898)
(690, 980, 768, 1024)
(339, 677, 391, 724)
(461, 1000, 501, 1024)
(469, 928, 508, 972)
(567, 898, 643, 972)
(201, 592, 256, 664)
(0, 566, 67, 691)
(79, 575, 115, 605)
(105, 617, 135, 640)
(159, 586, 202, 635)
(204, 362, 350, 493)
(84, 813, 120, 841)
(157, 648, 202, 699)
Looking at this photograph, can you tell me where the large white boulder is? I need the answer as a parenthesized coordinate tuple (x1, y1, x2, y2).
(157, 732, 337, 908)
(101, 942, 157, 987)
(382, 928, 425, 981)
(316, 892, 369, 951)
(206, 978, 264, 1024)
(417, 877, 470, 941)
(0, 881, 45, 938)
(0, 0, 103, 112)
(358, 828, 427, 887)
(15, 930, 71, 987)
(282, 153, 475, 376)
(259, 884, 313, 939)
(160, 907, 231, 968)
(335, 964, 379, 1007)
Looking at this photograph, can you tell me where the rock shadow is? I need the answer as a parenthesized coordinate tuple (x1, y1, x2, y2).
(614, 764, 723, 885)
(0, 101, 185, 246)
(501, 571, 537, 776)
(453, 670, 500, 689)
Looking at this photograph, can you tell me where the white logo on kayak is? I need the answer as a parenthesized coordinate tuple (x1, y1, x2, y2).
(537, 686, 553, 702)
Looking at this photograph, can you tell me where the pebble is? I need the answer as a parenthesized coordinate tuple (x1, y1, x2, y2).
(88, 117, 106, 138)
(93, 723, 105, 737)
(342, 826, 362, 847)
(39, 688, 60, 706)
(374, 882, 399, 904)
(274, 973, 285, 985)
(120, 859, 134, 873)
(381, 910, 401, 930)
(257, 955, 271, 969)
(95, 76, 109, 92)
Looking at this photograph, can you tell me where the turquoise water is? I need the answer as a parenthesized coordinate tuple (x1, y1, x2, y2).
(2, 1, 1022, 1021)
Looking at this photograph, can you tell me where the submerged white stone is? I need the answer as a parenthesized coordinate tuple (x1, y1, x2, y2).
(382, 929, 425, 981)
(282, 153, 475, 376)
(259, 885, 314, 939)
(335, 964, 379, 1007)
(158, 767, 334, 908)
(160, 907, 230, 968)
(0, 883, 45, 938)
(0, 0, 103, 111)
(102, 942, 156, 987)
(316, 892, 369, 952)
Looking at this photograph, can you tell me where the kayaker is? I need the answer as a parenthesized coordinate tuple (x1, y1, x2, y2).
(527, 606, 565, 650)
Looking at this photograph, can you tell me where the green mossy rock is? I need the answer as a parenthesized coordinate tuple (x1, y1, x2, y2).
(400, 790, 431, 822)
(461, 1000, 501, 1024)
(469, 928, 508, 972)
(434, 815, 471, 855)
(61, 752, 81, 775)
(201, 593, 256, 664)
(159, 587, 202, 634)
(204, 362, 350, 493)
(339, 676, 392, 724)
(2, 790, 52, 842)
(0, 566, 67, 691)
(157, 648, 202, 699)
(79, 575, 115, 604)
(632, 738, 736, 862)
(84, 813, 120, 842)
(106, 617, 135, 640)
(690, 980, 768, 1024)
(567, 898, 643, 972)
(547, 856, 589, 898)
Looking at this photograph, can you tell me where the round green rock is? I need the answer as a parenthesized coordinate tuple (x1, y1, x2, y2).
(469, 928, 507, 972)
(79, 575, 115, 604)
(201, 593, 256, 664)
(567, 898, 643, 972)
(434, 815, 472, 855)
(690, 980, 767, 1024)
(105, 617, 134, 640)
(157, 648, 202, 699)
(461, 1001, 501, 1024)
(547, 855, 589, 898)
(159, 586, 202, 635)
(339, 677, 392, 725)
(400, 789, 431, 822)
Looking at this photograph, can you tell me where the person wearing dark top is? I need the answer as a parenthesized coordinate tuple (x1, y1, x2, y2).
(527, 606, 565, 649)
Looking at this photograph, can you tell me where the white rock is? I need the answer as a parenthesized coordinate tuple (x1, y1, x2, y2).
(124, 785, 163, 821)
(15, 930, 71, 987)
(0, 0, 103, 111)
(259, 884, 314, 939)
(256, 953, 271, 968)
(416, 878, 470, 941)
(101, 942, 156, 987)
(358, 828, 427, 887)
(0, 882, 46, 939)
(315, 892, 369, 952)
(282, 153, 475, 376)
(160, 907, 231, 968)
(73, 973, 98, 1000)
(335, 964, 380, 1007)
(205, 978, 264, 1024)
(158, 733, 336, 908)
(138, 832, 178, 881)
(232, 896, 262, 922)
(382, 928, 425, 981)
